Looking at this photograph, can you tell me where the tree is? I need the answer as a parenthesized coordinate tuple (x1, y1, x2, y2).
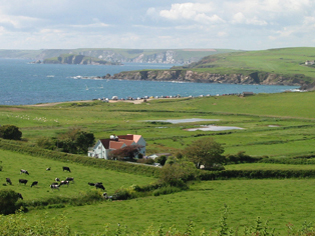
(0, 125, 22, 140)
(0, 189, 19, 215)
(56, 128, 95, 154)
(75, 131, 95, 153)
(110, 145, 143, 160)
(184, 137, 225, 169)
(159, 159, 197, 188)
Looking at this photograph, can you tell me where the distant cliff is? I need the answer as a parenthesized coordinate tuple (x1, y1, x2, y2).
(0, 48, 241, 64)
(103, 70, 305, 87)
(43, 54, 121, 65)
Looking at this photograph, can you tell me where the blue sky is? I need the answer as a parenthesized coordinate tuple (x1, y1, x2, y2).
(0, 0, 314, 50)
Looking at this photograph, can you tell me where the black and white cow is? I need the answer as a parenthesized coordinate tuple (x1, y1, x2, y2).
(30, 181, 38, 187)
(50, 184, 60, 190)
(19, 179, 28, 185)
(6, 178, 12, 185)
(88, 182, 95, 186)
(46, 167, 51, 171)
(65, 177, 74, 183)
(55, 178, 60, 182)
(59, 180, 69, 186)
(95, 183, 105, 190)
(20, 169, 29, 175)
(62, 166, 71, 172)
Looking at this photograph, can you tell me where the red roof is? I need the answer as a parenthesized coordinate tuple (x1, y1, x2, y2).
(99, 135, 140, 151)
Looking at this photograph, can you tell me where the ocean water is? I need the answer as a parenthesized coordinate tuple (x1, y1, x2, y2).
(0, 59, 299, 105)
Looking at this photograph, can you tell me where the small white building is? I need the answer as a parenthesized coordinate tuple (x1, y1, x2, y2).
(88, 134, 146, 159)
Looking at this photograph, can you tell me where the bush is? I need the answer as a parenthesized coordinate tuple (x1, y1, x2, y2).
(0, 211, 70, 235)
(137, 158, 155, 165)
(225, 151, 263, 164)
(0, 125, 22, 140)
(0, 189, 20, 215)
(159, 160, 198, 187)
(156, 155, 167, 166)
(36, 136, 55, 150)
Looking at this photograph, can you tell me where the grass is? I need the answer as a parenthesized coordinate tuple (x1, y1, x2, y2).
(1, 91, 315, 158)
(0, 149, 156, 201)
(2, 91, 315, 234)
(22, 179, 315, 235)
(185, 47, 315, 82)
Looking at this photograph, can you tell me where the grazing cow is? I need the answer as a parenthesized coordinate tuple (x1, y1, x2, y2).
(6, 178, 12, 185)
(46, 167, 51, 171)
(55, 178, 60, 182)
(17, 193, 23, 200)
(95, 183, 105, 190)
(62, 166, 71, 172)
(88, 182, 95, 186)
(59, 180, 69, 186)
(19, 179, 28, 185)
(50, 184, 60, 190)
(20, 169, 29, 175)
(65, 177, 74, 183)
(31, 181, 38, 187)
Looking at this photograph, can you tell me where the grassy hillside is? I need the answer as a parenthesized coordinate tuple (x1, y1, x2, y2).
(2, 92, 315, 234)
(179, 47, 315, 84)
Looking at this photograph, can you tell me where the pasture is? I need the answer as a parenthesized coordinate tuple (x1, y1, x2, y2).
(1, 91, 315, 158)
(1, 91, 315, 234)
(0, 149, 156, 201)
(188, 47, 315, 81)
(23, 179, 315, 235)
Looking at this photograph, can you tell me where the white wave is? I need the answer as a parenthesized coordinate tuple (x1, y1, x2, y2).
(47, 75, 55, 78)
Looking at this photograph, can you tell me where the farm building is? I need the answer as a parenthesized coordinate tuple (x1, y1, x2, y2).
(88, 134, 146, 159)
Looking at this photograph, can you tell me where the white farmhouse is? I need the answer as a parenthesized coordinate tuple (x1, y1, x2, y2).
(88, 134, 146, 159)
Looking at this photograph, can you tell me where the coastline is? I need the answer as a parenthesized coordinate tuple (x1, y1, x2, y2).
(27, 98, 149, 107)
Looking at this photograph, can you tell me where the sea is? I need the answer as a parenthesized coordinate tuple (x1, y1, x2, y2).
(0, 59, 300, 106)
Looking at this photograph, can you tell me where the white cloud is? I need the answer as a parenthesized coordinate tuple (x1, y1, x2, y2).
(232, 12, 267, 25)
(159, 2, 223, 24)
(0, 0, 314, 50)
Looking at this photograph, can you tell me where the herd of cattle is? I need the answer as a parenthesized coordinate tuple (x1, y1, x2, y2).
(3, 166, 110, 200)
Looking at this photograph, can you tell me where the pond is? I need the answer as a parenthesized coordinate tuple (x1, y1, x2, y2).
(186, 125, 244, 131)
(146, 118, 220, 124)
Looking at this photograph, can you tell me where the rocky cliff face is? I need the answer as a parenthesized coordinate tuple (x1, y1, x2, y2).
(106, 70, 305, 87)
(43, 54, 121, 65)
(79, 50, 193, 64)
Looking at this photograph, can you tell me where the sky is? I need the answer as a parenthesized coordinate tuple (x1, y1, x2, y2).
(0, 0, 314, 50)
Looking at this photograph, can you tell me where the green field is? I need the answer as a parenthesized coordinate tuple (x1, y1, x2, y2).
(175, 47, 315, 85)
(19, 178, 315, 235)
(2, 91, 315, 234)
(1, 91, 315, 157)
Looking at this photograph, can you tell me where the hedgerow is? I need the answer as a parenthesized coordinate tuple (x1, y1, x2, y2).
(197, 169, 315, 180)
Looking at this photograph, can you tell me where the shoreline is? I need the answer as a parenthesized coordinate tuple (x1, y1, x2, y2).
(27, 98, 150, 107)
